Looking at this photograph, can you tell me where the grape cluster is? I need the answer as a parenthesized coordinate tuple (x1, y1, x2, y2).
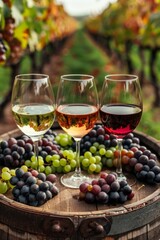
(119, 133, 160, 184)
(79, 172, 134, 205)
(2, 0, 12, 8)
(0, 130, 60, 168)
(0, 124, 160, 186)
(10, 168, 59, 206)
(1, 15, 23, 64)
(77, 124, 118, 155)
(0, 34, 7, 65)
(76, 124, 160, 184)
(0, 167, 16, 193)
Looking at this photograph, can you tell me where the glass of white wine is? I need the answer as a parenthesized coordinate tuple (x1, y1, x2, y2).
(11, 73, 55, 171)
(56, 74, 99, 188)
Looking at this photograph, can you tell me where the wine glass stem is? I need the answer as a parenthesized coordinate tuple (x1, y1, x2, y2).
(33, 140, 39, 172)
(116, 139, 123, 176)
(74, 140, 81, 177)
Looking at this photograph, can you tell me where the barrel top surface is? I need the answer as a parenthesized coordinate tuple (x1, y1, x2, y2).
(1, 173, 159, 217)
(0, 127, 160, 218)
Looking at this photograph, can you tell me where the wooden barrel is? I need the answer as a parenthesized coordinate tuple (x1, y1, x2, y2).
(0, 128, 160, 240)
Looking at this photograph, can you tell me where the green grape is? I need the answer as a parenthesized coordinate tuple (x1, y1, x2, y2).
(10, 169, 16, 176)
(31, 155, 37, 162)
(59, 137, 69, 147)
(31, 161, 38, 169)
(110, 147, 116, 152)
(105, 149, 114, 158)
(55, 135, 60, 143)
(70, 159, 76, 168)
(89, 163, 96, 172)
(51, 165, 56, 173)
(106, 158, 114, 168)
(79, 156, 84, 163)
(64, 164, 71, 173)
(45, 166, 52, 175)
(25, 160, 31, 167)
(56, 165, 63, 173)
(84, 151, 92, 159)
(68, 135, 73, 145)
(95, 155, 101, 163)
(0, 181, 8, 194)
(2, 167, 10, 173)
(95, 164, 102, 173)
(62, 150, 69, 157)
(93, 142, 99, 148)
(38, 157, 44, 166)
(1, 172, 11, 181)
(67, 151, 75, 160)
(21, 165, 28, 172)
(45, 155, 52, 163)
(90, 146, 97, 154)
(82, 158, 90, 167)
(51, 154, 60, 161)
(52, 159, 60, 168)
(59, 133, 67, 138)
(60, 158, 67, 166)
(89, 156, 96, 164)
(98, 144, 105, 149)
(39, 165, 45, 172)
(99, 148, 106, 155)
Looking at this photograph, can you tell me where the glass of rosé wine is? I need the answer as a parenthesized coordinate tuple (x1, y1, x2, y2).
(11, 74, 55, 171)
(56, 74, 99, 188)
(100, 74, 143, 181)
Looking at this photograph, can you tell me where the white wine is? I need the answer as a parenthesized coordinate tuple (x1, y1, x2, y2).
(12, 104, 55, 137)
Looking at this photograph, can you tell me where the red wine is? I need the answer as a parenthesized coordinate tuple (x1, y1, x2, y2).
(100, 104, 142, 138)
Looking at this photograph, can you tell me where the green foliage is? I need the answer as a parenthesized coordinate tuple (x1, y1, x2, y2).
(62, 29, 107, 92)
(0, 28, 159, 140)
(0, 66, 11, 101)
(137, 110, 160, 140)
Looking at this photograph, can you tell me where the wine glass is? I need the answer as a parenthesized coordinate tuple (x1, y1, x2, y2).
(100, 74, 143, 181)
(56, 74, 99, 188)
(11, 73, 55, 171)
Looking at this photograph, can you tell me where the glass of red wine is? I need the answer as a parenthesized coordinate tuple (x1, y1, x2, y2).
(100, 74, 143, 181)
(56, 74, 99, 188)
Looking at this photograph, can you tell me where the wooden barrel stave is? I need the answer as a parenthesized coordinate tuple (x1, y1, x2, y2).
(0, 128, 159, 240)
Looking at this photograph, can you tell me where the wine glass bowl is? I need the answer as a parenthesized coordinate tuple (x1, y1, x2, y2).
(56, 74, 99, 188)
(100, 74, 143, 180)
(11, 73, 55, 170)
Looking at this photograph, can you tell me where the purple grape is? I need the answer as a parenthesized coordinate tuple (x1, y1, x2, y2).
(21, 185, 30, 196)
(26, 176, 37, 186)
(91, 184, 101, 195)
(96, 191, 109, 203)
(85, 192, 95, 203)
(110, 181, 120, 192)
(122, 184, 132, 195)
(101, 184, 110, 193)
(109, 191, 119, 203)
(39, 182, 49, 191)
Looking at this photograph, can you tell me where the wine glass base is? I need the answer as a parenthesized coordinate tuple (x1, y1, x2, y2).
(61, 171, 96, 189)
(117, 173, 127, 182)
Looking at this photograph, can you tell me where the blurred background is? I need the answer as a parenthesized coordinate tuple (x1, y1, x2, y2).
(0, 0, 159, 139)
